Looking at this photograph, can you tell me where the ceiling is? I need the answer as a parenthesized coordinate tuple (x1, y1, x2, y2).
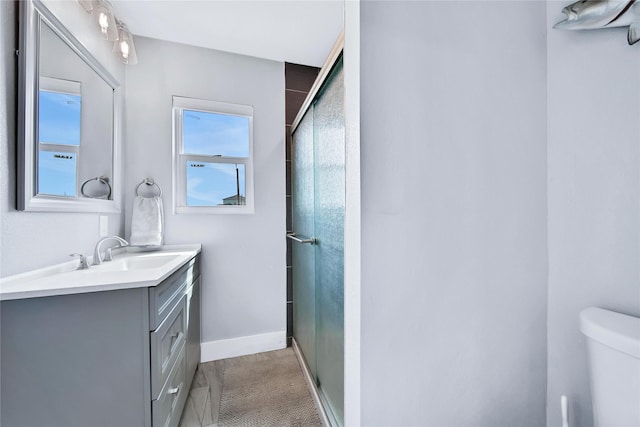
(111, 1, 344, 68)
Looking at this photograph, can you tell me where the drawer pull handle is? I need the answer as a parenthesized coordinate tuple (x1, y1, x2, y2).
(170, 332, 184, 350)
(168, 386, 180, 395)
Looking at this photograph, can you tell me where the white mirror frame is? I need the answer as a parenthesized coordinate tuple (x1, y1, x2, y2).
(17, 0, 121, 213)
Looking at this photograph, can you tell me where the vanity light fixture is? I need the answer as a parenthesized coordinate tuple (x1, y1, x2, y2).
(76, 0, 138, 65)
(91, 0, 118, 41)
(113, 21, 138, 65)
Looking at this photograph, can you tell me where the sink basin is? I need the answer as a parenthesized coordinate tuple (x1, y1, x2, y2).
(96, 254, 181, 271)
(121, 254, 181, 270)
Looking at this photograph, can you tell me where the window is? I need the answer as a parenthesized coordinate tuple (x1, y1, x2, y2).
(173, 97, 254, 213)
(38, 77, 81, 197)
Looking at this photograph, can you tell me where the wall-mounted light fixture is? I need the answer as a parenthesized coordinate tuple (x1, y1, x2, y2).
(76, 0, 138, 64)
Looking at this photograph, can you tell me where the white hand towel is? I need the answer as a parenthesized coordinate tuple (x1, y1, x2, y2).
(130, 196, 164, 246)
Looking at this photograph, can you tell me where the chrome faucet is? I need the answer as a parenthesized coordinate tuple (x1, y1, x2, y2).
(93, 236, 129, 265)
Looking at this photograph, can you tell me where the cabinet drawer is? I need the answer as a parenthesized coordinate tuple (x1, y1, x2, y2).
(149, 256, 198, 330)
(151, 296, 186, 399)
(152, 344, 187, 427)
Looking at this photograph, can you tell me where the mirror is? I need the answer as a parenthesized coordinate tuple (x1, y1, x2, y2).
(18, 0, 121, 212)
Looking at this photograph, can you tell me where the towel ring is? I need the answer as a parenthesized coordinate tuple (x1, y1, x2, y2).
(80, 176, 111, 199)
(136, 178, 162, 198)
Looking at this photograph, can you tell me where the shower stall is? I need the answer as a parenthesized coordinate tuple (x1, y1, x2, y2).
(289, 42, 345, 427)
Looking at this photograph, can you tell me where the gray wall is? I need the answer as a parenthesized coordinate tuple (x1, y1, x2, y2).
(124, 37, 286, 348)
(0, 1, 125, 278)
(546, 3, 640, 426)
(360, 2, 548, 425)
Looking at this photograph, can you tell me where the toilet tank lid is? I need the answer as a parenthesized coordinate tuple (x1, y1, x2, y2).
(580, 307, 640, 359)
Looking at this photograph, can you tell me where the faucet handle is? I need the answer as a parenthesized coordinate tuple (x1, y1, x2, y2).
(70, 253, 89, 270)
(104, 247, 114, 262)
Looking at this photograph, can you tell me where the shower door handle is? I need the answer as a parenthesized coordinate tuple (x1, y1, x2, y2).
(287, 233, 317, 245)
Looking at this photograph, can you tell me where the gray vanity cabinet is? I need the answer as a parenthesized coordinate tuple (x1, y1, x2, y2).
(186, 276, 201, 386)
(0, 254, 201, 427)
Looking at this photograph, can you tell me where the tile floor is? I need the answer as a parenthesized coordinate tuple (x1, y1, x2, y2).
(179, 348, 323, 427)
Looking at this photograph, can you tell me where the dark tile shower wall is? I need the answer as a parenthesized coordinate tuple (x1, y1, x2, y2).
(285, 63, 320, 347)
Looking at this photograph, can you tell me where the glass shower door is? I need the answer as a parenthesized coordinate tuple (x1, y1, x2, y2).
(292, 107, 317, 379)
(313, 59, 344, 426)
(291, 57, 344, 427)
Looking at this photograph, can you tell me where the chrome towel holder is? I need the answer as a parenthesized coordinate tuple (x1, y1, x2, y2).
(80, 176, 111, 199)
(135, 177, 162, 198)
(286, 232, 317, 245)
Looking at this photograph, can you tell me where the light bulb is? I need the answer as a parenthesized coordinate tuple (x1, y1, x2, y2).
(119, 41, 129, 59)
(98, 11, 109, 34)
(113, 21, 138, 64)
(92, 1, 117, 41)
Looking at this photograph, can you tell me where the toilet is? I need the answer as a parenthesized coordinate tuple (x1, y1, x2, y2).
(580, 307, 640, 426)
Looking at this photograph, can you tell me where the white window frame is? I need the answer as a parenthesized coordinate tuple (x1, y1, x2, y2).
(172, 96, 254, 214)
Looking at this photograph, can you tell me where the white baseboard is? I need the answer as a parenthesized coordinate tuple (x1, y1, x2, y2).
(201, 331, 287, 362)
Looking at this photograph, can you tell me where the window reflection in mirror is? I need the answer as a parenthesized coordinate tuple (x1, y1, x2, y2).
(38, 77, 81, 197)
(37, 18, 114, 200)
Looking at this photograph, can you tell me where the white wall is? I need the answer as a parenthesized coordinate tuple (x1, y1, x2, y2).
(360, 1, 548, 425)
(343, 1, 361, 425)
(1, 1, 125, 278)
(546, 3, 640, 426)
(124, 37, 286, 360)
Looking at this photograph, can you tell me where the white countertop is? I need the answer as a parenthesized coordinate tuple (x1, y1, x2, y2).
(0, 244, 201, 301)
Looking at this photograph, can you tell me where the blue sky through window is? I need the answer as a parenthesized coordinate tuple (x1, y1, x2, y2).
(38, 151, 77, 197)
(39, 91, 81, 146)
(182, 108, 250, 207)
(186, 162, 245, 206)
(38, 90, 81, 197)
(183, 110, 249, 157)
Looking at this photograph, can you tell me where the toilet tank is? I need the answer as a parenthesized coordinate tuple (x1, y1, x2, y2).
(580, 307, 640, 427)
